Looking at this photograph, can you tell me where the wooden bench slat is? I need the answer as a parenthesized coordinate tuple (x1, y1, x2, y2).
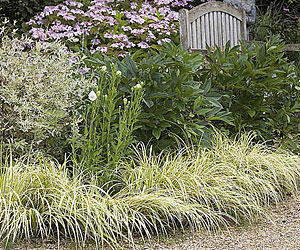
(205, 13, 210, 47)
(237, 19, 241, 44)
(213, 12, 218, 47)
(196, 18, 201, 49)
(209, 12, 214, 47)
(225, 13, 230, 47)
(192, 21, 196, 48)
(201, 15, 206, 49)
(217, 12, 222, 47)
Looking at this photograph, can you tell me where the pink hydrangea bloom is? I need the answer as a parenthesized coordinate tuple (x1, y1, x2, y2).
(30, 28, 46, 40)
(137, 41, 150, 48)
(96, 46, 108, 53)
(28, 0, 187, 55)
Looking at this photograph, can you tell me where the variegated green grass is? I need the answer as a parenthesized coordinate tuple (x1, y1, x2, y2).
(0, 154, 203, 249)
(1, 133, 300, 249)
(119, 133, 300, 226)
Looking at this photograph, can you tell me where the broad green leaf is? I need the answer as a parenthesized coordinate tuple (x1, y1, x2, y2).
(160, 121, 172, 128)
(152, 128, 161, 139)
(185, 86, 194, 97)
(195, 108, 211, 115)
(248, 110, 256, 118)
(194, 96, 203, 110)
(202, 79, 211, 95)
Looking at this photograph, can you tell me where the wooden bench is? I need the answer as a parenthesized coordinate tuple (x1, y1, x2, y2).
(179, 1, 300, 53)
(179, 1, 247, 52)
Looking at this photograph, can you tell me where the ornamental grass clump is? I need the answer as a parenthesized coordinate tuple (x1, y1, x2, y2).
(0, 154, 122, 248)
(0, 151, 205, 249)
(120, 133, 300, 225)
(1, 133, 300, 249)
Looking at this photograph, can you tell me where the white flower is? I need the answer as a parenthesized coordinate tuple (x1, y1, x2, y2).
(116, 70, 122, 76)
(134, 83, 142, 90)
(101, 65, 107, 72)
(88, 90, 97, 101)
(70, 37, 79, 43)
(123, 98, 128, 105)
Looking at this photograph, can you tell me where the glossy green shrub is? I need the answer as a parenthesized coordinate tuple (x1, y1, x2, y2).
(84, 43, 233, 150)
(199, 36, 300, 149)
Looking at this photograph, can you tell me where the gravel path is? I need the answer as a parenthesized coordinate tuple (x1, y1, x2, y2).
(5, 194, 300, 250)
(138, 194, 300, 250)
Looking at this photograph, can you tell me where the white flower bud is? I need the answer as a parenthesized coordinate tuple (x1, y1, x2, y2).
(101, 65, 107, 72)
(72, 37, 79, 43)
(116, 70, 122, 76)
(135, 83, 142, 90)
(123, 98, 128, 105)
(88, 90, 97, 101)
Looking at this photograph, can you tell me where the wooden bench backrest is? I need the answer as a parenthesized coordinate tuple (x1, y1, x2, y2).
(179, 2, 247, 51)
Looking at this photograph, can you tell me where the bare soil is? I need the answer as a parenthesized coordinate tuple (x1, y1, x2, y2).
(4, 193, 300, 250)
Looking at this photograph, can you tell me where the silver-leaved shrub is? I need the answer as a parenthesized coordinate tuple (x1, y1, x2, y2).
(0, 34, 90, 156)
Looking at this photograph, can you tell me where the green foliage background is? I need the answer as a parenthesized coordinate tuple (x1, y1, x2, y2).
(0, 0, 63, 30)
(200, 37, 300, 149)
(84, 43, 233, 150)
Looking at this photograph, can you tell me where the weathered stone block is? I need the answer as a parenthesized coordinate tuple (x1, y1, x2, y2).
(223, 0, 256, 24)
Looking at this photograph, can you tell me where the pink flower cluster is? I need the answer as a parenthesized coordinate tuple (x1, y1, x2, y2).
(28, 0, 197, 55)
(153, 0, 194, 7)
